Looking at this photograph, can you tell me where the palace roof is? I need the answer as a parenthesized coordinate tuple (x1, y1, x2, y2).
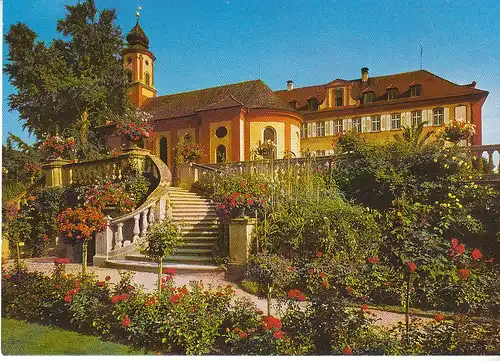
(275, 70, 488, 111)
(141, 80, 293, 120)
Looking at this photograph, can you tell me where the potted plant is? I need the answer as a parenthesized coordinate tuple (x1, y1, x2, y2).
(116, 110, 154, 148)
(56, 206, 106, 274)
(177, 133, 201, 163)
(439, 119, 476, 145)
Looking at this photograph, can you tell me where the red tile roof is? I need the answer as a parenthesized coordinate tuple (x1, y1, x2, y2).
(141, 80, 293, 120)
(275, 70, 488, 111)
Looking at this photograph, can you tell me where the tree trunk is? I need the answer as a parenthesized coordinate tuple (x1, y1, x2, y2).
(405, 276, 410, 345)
(157, 258, 163, 292)
(82, 241, 88, 275)
(80, 109, 89, 147)
(267, 286, 273, 316)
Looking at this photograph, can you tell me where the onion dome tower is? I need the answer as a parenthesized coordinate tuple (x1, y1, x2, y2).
(123, 9, 157, 107)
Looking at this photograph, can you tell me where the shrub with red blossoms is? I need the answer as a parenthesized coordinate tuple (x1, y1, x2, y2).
(287, 289, 307, 301)
(273, 330, 284, 339)
(121, 315, 131, 327)
(57, 207, 106, 245)
(434, 313, 445, 322)
(471, 248, 482, 261)
(162, 267, 177, 276)
(367, 257, 379, 264)
(40, 135, 77, 161)
(343, 346, 353, 355)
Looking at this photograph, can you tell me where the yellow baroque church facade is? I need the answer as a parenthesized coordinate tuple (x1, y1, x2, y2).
(102, 20, 488, 169)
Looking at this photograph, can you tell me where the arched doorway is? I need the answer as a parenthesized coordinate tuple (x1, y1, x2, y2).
(216, 145, 226, 163)
(159, 137, 168, 165)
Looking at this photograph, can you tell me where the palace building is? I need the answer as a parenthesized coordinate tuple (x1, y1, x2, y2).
(103, 19, 489, 169)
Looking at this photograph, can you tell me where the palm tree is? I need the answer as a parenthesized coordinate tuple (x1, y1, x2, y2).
(394, 121, 434, 148)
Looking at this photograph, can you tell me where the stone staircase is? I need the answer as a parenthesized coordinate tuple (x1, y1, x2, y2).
(105, 186, 222, 273)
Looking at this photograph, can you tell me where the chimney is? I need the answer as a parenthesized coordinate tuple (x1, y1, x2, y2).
(287, 80, 294, 91)
(361, 67, 369, 82)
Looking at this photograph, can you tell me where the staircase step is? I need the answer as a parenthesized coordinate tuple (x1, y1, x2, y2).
(177, 242, 214, 248)
(171, 211, 217, 217)
(105, 259, 221, 273)
(165, 254, 215, 264)
(181, 235, 219, 241)
(172, 248, 213, 255)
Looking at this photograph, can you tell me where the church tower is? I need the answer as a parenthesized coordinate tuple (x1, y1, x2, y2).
(123, 13, 157, 107)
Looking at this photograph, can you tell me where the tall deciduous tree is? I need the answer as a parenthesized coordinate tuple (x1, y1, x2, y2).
(4, 0, 130, 144)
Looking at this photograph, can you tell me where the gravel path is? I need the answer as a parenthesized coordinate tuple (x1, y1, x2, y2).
(4, 258, 428, 328)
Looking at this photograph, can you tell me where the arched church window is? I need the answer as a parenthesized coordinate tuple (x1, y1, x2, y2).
(145, 73, 150, 86)
(263, 127, 276, 143)
(216, 145, 226, 163)
(159, 137, 168, 164)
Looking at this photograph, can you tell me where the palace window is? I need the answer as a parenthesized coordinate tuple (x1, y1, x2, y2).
(159, 137, 168, 164)
(300, 124, 308, 138)
(411, 110, 422, 127)
(145, 73, 150, 86)
(333, 119, 343, 134)
(371, 115, 381, 132)
(433, 108, 444, 126)
(391, 113, 401, 130)
(308, 98, 318, 111)
(363, 91, 375, 103)
(352, 118, 362, 133)
(317, 121, 325, 137)
(454, 105, 467, 120)
(263, 126, 276, 143)
(410, 84, 422, 97)
(316, 150, 326, 156)
(388, 89, 397, 100)
(335, 89, 344, 107)
(216, 145, 226, 163)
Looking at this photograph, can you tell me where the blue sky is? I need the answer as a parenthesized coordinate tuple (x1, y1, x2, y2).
(3, 0, 500, 145)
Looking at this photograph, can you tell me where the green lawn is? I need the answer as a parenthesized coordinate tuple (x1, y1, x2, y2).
(1, 318, 144, 355)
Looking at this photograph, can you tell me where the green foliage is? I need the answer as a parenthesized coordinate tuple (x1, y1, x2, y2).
(255, 193, 381, 259)
(240, 280, 259, 295)
(122, 166, 152, 207)
(141, 223, 182, 261)
(4, 0, 129, 143)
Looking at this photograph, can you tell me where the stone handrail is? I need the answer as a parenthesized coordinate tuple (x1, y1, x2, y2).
(93, 153, 172, 266)
(63, 157, 123, 185)
(469, 144, 500, 174)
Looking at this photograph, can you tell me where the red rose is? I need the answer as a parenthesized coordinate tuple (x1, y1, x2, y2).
(455, 244, 465, 255)
(346, 286, 354, 294)
(343, 346, 353, 355)
(273, 330, 284, 339)
(471, 248, 482, 261)
(316, 251, 323, 257)
(322, 280, 328, 288)
(288, 289, 299, 299)
(122, 315, 131, 327)
(434, 313, 445, 322)
(64, 295, 72, 303)
(163, 268, 176, 276)
(238, 331, 248, 339)
(297, 293, 307, 302)
(451, 238, 459, 249)
(118, 294, 127, 301)
(457, 268, 470, 280)
(105, 276, 111, 281)
(360, 304, 369, 312)
(367, 257, 379, 264)
(4, 274, 11, 280)
(261, 315, 281, 330)
(97, 281, 105, 287)
(319, 271, 327, 278)
(406, 261, 417, 273)
(111, 295, 119, 304)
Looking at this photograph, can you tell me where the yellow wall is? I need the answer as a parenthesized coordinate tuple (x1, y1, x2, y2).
(249, 122, 285, 158)
(209, 120, 233, 163)
(301, 101, 472, 153)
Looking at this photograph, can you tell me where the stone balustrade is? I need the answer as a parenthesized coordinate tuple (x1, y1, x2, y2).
(93, 153, 172, 266)
(470, 144, 500, 174)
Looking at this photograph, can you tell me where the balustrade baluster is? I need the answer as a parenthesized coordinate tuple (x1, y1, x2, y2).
(141, 209, 149, 237)
(488, 151, 494, 171)
(133, 214, 140, 242)
(148, 205, 155, 225)
(115, 222, 124, 249)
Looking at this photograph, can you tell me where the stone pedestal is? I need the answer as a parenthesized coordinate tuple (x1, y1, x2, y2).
(42, 158, 72, 187)
(120, 147, 151, 174)
(177, 163, 198, 190)
(229, 217, 256, 265)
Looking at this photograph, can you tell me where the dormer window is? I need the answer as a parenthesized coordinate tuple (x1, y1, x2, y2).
(410, 83, 422, 97)
(335, 88, 344, 107)
(288, 100, 297, 110)
(308, 98, 318, 111)
(363, 91, 374, 104)
(387, 86, 398, 100)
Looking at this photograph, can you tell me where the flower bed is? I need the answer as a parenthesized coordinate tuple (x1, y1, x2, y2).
(1, 265, 498, 355)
